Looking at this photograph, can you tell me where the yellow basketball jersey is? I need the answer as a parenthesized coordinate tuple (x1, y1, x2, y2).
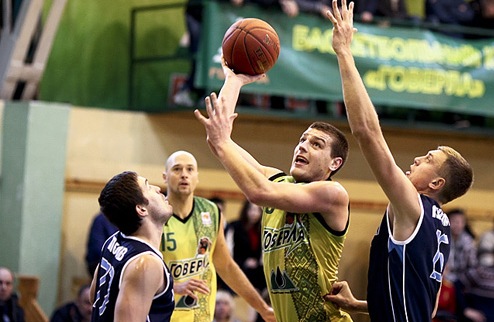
(262, 175, 352, 322)
(161, 196, 220, 322)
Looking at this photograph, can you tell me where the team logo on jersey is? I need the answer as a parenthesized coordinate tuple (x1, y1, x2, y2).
(197, 237, 211, 255)
(263, 214, 308, 255)
(269, 267, 298, 293)
(175, 295, 199, 309)
(201, 212, 212, 226)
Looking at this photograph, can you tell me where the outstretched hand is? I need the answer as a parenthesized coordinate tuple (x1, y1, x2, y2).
(194, 92, 237, 155)
(326, 0, 356, 55)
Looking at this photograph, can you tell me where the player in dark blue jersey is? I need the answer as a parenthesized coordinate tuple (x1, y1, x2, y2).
(325, 1, 474, 321)
(90, 171, 175, 322)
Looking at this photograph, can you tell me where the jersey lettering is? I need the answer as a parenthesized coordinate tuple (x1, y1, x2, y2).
(263, 220, 308, 254)
(106, 236, 128, 261)
(169, 256, 210, 279)
(432, 205, 450, 226)
(430, 229, 449, 282)
(94, 257, 115, 315)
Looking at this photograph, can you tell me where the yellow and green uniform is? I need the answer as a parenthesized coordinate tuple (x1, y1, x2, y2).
(262, 174, 352, 322)
(161, 196, 220, 322)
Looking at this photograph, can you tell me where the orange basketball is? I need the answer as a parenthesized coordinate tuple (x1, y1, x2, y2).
(222, 18, 280, 76)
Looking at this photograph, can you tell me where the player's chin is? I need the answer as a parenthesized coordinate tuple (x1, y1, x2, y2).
(290, 167, 306, 180)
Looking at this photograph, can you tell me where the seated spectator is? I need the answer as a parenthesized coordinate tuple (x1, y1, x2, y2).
(50, 284, 92, 322)
(85, 211, 118, 277)
(0, 267, 24, 322)
(459, 228, 494, 322)
(213, 290, 240, 322)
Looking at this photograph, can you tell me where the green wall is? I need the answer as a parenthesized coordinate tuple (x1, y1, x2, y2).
(0, 101, 69, 314)
(39, 0, 188, 112)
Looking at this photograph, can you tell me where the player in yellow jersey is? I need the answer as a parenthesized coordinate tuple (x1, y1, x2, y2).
(195, 61, 353, 322)
(161, 151, 275, 322)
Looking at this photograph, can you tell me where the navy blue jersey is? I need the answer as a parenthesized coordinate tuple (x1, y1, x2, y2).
(91, 232, 174, 322)
(367, 194, 451, 321)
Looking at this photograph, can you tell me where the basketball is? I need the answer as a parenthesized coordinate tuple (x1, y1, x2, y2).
(222, 18, 280, 76)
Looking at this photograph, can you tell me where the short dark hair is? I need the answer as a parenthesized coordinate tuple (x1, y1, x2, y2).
(309, 122, 349, 178)
(98, 171, 148, 235)
(437, 146, 473, 204)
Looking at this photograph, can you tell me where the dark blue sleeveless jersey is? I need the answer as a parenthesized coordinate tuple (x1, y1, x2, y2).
(91, 232, 175, 322)
(367, 194, 451, 322)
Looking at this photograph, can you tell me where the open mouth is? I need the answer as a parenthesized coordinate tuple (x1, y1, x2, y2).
(295, 155, 308, 165)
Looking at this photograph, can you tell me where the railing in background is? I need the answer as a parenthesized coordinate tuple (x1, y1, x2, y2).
(128, 1, 494, 133)
(17, 275, 49, 322)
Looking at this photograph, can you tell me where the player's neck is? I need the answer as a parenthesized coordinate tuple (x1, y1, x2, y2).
(168, 193, 194, 219)
(133, 221, 162, 249)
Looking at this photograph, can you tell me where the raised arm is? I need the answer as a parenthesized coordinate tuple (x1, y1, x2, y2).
(203, 59, 280, 178)
(327, 0, 421, 239)
(195, 93, 349, 231)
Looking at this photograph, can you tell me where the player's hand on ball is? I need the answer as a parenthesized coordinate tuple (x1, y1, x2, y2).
(221, 56, 265, 86)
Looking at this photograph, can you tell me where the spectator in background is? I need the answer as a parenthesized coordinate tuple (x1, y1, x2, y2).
(446, 208, 477, 284)
(0, 267, 24, 322)
(358, 0, 410, 23)
(84, 211, 118, 277)
(459, 227, 494, 322)
(433, 263, 467, 322)
(425, 0, 475, 37)
(50, 284, 92, 322)
(225, 200, 266, 294)
(213, 290, 240, 322)
(173, 0, 299, 108)
(468, 0, 494, 35)
(172, 0, 205, 107)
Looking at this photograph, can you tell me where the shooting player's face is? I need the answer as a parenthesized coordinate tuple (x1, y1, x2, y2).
(290, 127, 334, 182)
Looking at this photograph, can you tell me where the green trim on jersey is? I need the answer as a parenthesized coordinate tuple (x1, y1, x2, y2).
(161, 196, 220, 322)
(262, 175, 352, 322)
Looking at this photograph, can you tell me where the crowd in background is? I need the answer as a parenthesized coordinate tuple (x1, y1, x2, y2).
(173, 0, 494, 111)
(433, 209, 494, 322)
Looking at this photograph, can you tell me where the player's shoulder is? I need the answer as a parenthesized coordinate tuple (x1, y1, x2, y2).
(129, 252, 163, 272)
(194, 195, 216, 207)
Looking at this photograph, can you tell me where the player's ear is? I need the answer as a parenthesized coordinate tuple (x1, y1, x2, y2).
(429, 177, 445, 191)
(329, 157, 343, 172)
(162, 171, 167, 183)
(136, 204, 147, 217)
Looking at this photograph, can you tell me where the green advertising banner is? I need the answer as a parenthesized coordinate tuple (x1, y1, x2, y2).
(197, 1, 494, 116)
